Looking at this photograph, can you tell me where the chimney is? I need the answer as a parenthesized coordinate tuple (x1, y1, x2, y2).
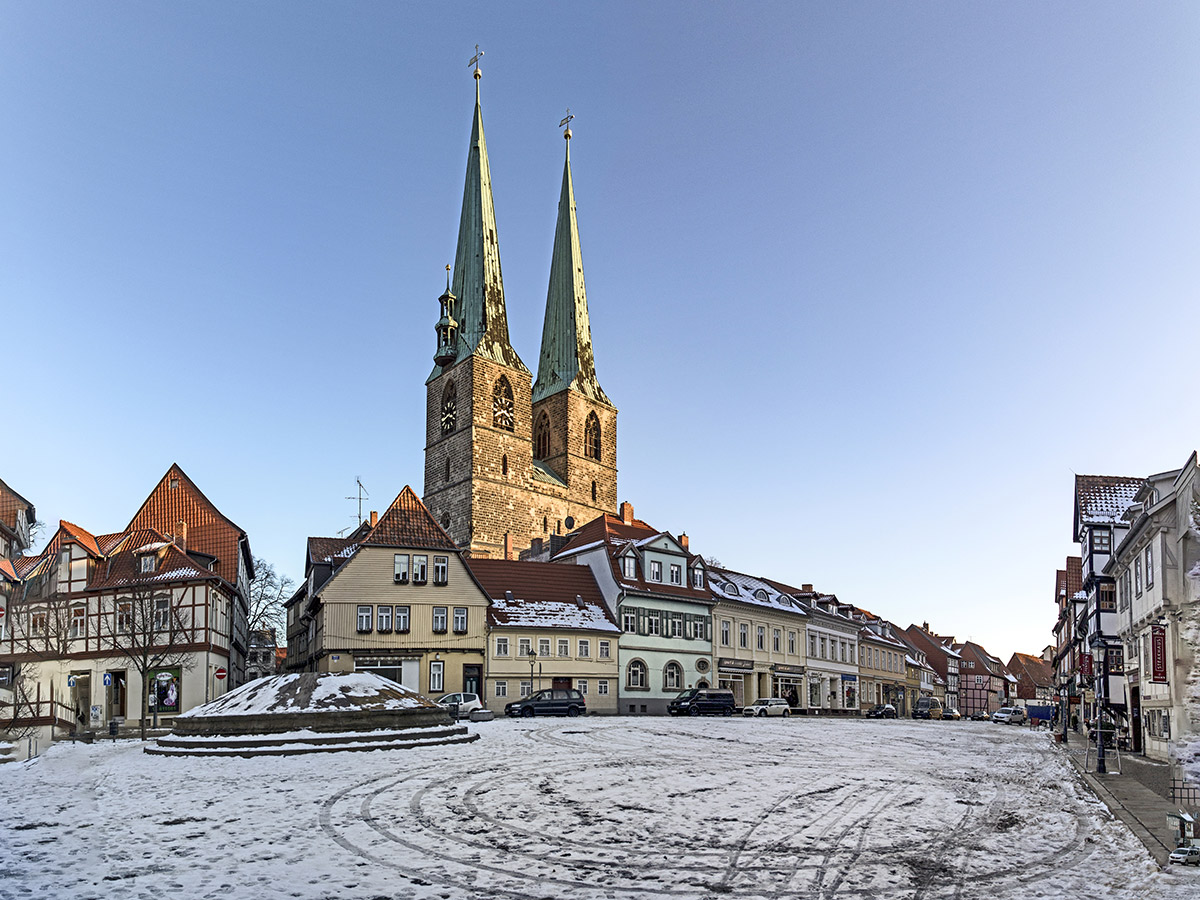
(620, 501, 634, 525)
(802, 583, 813, 593)
(922, 621, 929, 631)
(679, 533, 689, 551)
(503, 532, 514, 561)
(174, 521, 188, 553)
(530, 538, 544, 556)
(369, 510, 378, 528)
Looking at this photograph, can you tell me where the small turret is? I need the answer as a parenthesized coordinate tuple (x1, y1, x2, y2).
(434, 264, 458, 368)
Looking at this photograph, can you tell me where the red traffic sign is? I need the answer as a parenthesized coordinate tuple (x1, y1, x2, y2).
(214, 667, 228, 680)
(0, 606, 6, 620)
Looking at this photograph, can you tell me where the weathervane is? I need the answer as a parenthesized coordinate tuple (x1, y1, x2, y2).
(560, 108, 574, 139)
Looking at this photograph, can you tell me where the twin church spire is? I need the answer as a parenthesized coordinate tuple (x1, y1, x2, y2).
(433, 65, 610, 408)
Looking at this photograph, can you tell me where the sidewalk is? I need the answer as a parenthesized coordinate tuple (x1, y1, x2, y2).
(1059, 736, 1182, 866)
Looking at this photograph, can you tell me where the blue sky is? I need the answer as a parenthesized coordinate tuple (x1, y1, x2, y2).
(4, 4, 1198, 660)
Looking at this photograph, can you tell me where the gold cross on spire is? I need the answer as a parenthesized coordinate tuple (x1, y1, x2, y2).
(560, 108, 574, 140)
(469, 44, 484, 71)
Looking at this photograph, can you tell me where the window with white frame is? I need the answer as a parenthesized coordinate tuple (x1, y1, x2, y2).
(432, 607, 447, 633)
(739, 623, 749, 649)
(139, 555, 156, 574)
(788, 631, 796, 655)
(377, 605, 392, 632)
(518, 637, 532, 657)
(154, 598, 171, 632)
(495, 681, 507, 697)
(70, 606, 87, 639)
(820, 637, 827, 659)
(452, 607, 468, 633)
(623, 610, 636, 632)
(670, 564, 681, 585)
(557, 639, 569, 657)
(433, 556, 449, 585)
(1145, 546, 1154, 588)
(670, 614, 683, 638)
(116, 602, 131, 634)
(773, 629, 781, 653)
(578, 679, 588, 695)
(393, 554, 409, 583)
(1135, 557, 1142, 595)
(650, 560, 662, 582)
(645, 615, 661, 636)
(597, 680, 609, 695)
(429, 661, 444, 692)
(621, 556, 636, 579)
(757, 626, 765, 650)
(357, 605, 373, 632)
(1092, 529, 1111, 553)
(598, 640, 610, 659)
(413, 555, 429, 584)
(578, 639, 590, 657)
(539, 638, 551, 657)
(691, 568, 703, 588)
(496, 636, 509, 656)
(395, 606, 410, 632)
(627, 659, 647, 689)
(664, 661, 683, 690)
(721, 620, 731, 646)
(520, 681, 532, 697)
(810, 634, 818, 657)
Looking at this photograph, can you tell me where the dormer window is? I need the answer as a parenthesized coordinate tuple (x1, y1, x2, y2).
(754, 589, 769, 601)
(649, 560, 662, 582)
(724, 583, 739, 597)
(139, 555, 157, 574)
(691, 568, 703, 589)
(1091, 529, 1111, 554)
(621, 556, 636, 579)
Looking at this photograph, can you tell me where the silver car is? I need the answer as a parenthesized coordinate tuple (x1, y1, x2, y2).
(991, 707, 1027, 725)
(1169, 846, 1200, 865)
(742, 698, 792, 717)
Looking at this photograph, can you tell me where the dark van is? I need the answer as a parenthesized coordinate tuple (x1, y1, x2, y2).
(667, 688, 736, 717)
(912, 696, 943, 720)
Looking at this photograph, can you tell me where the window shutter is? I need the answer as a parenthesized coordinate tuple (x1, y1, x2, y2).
(637, 607, 646, 635)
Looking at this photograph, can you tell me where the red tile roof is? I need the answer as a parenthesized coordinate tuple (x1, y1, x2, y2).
(469, 558, 617, 631)
(362, 486, 458, 551)
(0, 477, 34, 536)
(1008, 652, 1054, 689)
(308, 521, 372, 565)
(87, 529, 220, 591)
(0, 558, 16, 581)
(1074, 474, 1145, 538)
(126, 463, 251, 585)
(554, 512, 710, 603)
(1066, 556, 1082, 598)
(59, 520, 103, 558)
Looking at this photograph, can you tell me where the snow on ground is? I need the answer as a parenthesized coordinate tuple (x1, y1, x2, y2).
(178, 672, 430, 718)
(1, 718, 1196, 900)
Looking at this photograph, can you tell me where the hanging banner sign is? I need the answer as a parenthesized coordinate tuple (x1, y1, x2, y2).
(1151, 625, 1167, 683)
(1080, 654, 1093, 678)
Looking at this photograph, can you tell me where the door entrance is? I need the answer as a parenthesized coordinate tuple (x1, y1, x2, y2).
(71, 673, 92, 728)
(463, 665, 482, 696)
(551, 677, 572, 691)
(1129, 686, 1142, 754)
(106, 670, 127, 719)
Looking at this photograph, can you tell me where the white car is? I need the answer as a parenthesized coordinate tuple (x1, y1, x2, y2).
(435, 692, 483, 717)
(742, 698, 792, 717)
(991, 707, 1027, 725)
(1169, 846, 1200, 865)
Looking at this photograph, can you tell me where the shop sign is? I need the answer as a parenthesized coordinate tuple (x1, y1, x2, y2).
(1080, 654, 1093, 678)
(717, 657, 754, 671)
(1150, 626, 1167, 683)
(840, 674, 858, 681)
(771, 664, 805, 675)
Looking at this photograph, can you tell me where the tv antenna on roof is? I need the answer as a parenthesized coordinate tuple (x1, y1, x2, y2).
(346, 477, 369, 526)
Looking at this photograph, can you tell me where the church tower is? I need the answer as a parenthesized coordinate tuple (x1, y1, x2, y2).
(531, 122, 618, 515)
(424, 61, 535, 557)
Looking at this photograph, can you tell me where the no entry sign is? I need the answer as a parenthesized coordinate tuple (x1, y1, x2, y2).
(214, 667, 228, 681)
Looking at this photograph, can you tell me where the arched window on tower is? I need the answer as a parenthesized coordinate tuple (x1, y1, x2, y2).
(492, 376, 514, 431)
(440, 381, 456, 435)
(534, 412, 550, 460)
(584, 412, 601, 460)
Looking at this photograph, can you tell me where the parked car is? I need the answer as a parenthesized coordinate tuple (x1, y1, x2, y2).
(1168, 845, 1200, 865)
(504, 688, 586, 718)
(991, 707, 1028, 725)
(667, 688, 736, 717)
(865, 704, 897, 719)
(742, 698, 791, 717)
(435, 692, 483, 717)
(912, 697, 943, 720)
(968, 710, 991, 721)
(941, 707, 962, 720)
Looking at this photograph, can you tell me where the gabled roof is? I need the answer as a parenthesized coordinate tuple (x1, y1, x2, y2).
(1008, 652, 1055, 689)
(308, 521, 373, 566)
(127, 463, 252, 584)
(361, 486, 458, 551)
(0, 558, 16, 581)
(553, 511, 709, 603)
(87, 529, 220, 591)
(469, 558, 618, 632)
(59, 520, 103, 558)
(1073, 474, 1145, 540)
(0, 477, 35, 537)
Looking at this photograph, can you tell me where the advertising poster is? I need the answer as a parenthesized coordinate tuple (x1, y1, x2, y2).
(148, 667, 182, 714)
(1150, 626, 1167, 683)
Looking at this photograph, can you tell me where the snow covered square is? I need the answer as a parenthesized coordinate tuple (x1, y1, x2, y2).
(1, 717, 1196, 900)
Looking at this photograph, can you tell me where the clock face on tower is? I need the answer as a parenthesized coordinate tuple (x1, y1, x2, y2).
(493, 394, 514, 431)
(441, 398, 456, 434)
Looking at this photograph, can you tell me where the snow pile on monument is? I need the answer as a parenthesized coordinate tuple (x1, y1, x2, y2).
(147, 672, 476, 757)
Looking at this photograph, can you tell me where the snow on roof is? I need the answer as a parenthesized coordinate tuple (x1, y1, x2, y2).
(179, 672, 434, 718)
(488, 595, 619, 631)
(133, 541, 171, 554)
(708, 568, 806, 616)
(1075, 474, 1145, 527)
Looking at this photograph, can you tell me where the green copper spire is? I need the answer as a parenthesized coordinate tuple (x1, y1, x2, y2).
(533, 126, 611, 405)
(445, 67, 527, 374)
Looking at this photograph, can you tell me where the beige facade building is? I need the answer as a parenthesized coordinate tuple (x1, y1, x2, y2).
(286, 487, 489, 700)
(469, 558, 620, 714)
(707, 568, 808, 708)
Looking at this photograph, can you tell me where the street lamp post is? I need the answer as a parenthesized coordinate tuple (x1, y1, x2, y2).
(1090, 633, 1107, 775)
(527, 647, 536, 697)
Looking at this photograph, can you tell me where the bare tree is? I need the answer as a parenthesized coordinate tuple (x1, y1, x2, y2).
(248, 557, 294, 638)
(1, 574, 80, 737)
(98, 583, 198, 741)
